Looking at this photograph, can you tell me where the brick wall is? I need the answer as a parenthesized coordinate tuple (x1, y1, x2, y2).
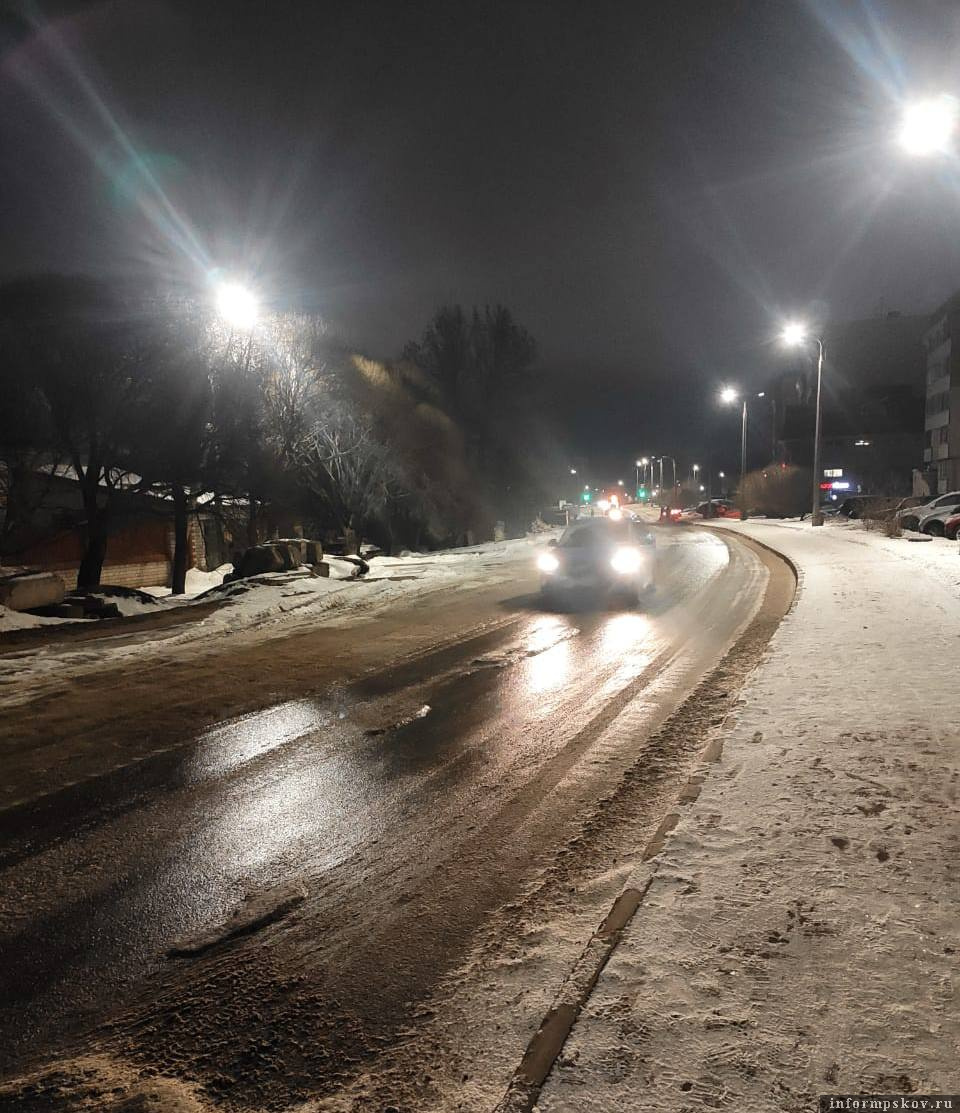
(47, 559, 172, 592)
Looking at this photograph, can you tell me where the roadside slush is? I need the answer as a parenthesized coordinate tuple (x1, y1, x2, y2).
(533, 518, 960, 1112)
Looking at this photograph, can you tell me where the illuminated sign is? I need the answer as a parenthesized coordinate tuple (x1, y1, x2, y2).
(824, 468, 843, 477)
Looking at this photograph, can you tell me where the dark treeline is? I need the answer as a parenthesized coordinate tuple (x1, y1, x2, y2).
(0, 275, 563, 589)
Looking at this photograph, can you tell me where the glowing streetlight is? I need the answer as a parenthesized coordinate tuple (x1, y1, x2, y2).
(719, 387, 752, 518)
(569, 467, 577, 475)
(780, 321, 806, 347)
(781, 322, 826, 527)
(898, 95, 958, 156)
(215, 281, 258, 330)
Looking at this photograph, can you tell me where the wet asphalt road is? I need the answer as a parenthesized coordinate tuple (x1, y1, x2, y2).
(0, 527, 768, 1101)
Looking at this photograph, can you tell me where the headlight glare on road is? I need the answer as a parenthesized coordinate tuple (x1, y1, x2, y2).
(537, 551, 560, 574)
(610, 546, 642, 575)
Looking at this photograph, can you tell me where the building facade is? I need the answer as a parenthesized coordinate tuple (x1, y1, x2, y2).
(923, 293, 960, 494)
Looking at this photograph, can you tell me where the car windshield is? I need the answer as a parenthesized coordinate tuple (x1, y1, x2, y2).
(559, 520, 637, 548)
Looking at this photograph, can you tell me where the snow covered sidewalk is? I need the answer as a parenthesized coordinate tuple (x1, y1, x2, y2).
(538, 520, 960, 1111)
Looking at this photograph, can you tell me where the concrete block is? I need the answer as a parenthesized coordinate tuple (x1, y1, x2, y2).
(0, 572, 66, 612)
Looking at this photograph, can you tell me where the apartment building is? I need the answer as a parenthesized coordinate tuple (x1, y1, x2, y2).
(923, 293, 960, 494)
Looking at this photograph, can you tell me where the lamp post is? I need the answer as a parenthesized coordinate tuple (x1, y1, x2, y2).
(720, 387, 749, 517)
(656, 456, 677, 511)
(781, 323, 826, 526)
(640, 456, 651, 494)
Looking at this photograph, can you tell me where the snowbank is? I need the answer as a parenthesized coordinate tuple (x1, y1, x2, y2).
(538, 518, 959, 1110)
(141, 563, 234, 598)
(0, 605, 70, 632)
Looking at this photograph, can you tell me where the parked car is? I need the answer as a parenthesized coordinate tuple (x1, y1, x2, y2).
(943, 512, 960, 541)
(695, 499, 739, 518)
(898, 491, 960, 531)
(835, 495, 900, 520)
(919, 500, 960, 536)
(877, 495, 928, 522)
(537, 517, 656, 607)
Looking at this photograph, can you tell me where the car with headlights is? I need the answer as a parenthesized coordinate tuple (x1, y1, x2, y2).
(537, 517, 655, 606)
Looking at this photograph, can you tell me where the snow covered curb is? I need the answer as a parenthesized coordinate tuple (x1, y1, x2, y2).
(537, 520, 960, 1111)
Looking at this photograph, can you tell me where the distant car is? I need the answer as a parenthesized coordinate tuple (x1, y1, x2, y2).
(835, 495, 910, 520)
(537, 517, 656, 607)
(898, 491, 960, 531)
(835, 496, 875, 519)
(696, 499, 738, 519)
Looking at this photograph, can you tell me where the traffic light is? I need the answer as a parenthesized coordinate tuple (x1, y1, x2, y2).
(581, 490, 592, 503)
(637, 486, 647, 500)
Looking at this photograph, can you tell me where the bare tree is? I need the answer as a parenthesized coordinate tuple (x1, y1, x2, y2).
(299, 408, 396, 553)
(0, 275, 144, 587)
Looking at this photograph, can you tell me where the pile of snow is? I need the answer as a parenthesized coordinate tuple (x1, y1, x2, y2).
(0, 605, 69, 632)
(141, 563, 234, 598)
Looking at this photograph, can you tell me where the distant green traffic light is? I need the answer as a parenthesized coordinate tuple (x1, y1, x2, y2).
(637, 486, 647, 499)
(581, 490, 592, 502)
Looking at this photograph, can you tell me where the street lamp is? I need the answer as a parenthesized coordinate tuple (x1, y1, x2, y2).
(781, 322, 825, 527)
(720, 388, 749, 517)
(654, 456, 677, 510)
(215, 281, 258, 330)
(898, 94, 958, 156)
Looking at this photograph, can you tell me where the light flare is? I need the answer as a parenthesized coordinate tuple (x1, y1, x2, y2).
(898, 95, 958, 157)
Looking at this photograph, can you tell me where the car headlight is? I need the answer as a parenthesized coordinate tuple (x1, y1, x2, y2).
(537, 551, 560, 573)
(610, 546, 642, 575)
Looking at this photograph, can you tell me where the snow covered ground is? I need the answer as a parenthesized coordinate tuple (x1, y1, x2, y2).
(538, 517, 959, 1111)
(0, 534, 557, 709)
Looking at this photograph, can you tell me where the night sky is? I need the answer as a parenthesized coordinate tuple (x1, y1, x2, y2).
(4, 0, 960, 479)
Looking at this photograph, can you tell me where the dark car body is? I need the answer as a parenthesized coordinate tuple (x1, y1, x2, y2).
(696, 499, 738, 518)
(538, 518, 655, 606)
(835, 495, 900, 520)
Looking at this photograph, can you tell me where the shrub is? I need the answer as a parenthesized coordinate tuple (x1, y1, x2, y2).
(738, 464, 810, 517)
